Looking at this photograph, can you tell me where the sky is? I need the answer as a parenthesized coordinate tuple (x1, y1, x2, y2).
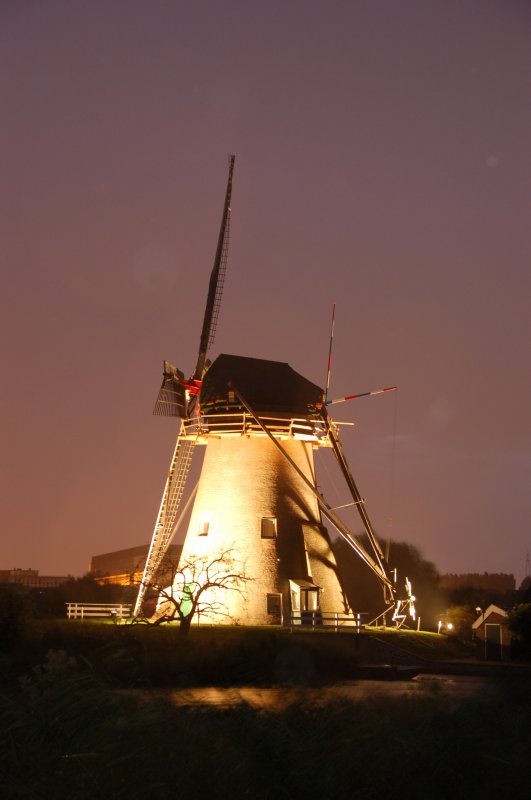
(1, 0, 529, 584)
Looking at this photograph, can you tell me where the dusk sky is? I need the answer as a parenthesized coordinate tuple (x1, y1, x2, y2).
(1, 1, 529, 584)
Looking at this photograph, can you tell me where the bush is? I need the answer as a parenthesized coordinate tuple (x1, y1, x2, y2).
(508, 603, 531, 659)
(445, 604, 477, 640)
(0, 584, 34, 644)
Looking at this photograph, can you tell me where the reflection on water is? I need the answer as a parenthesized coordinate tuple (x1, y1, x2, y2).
(131, 676, 495, 712)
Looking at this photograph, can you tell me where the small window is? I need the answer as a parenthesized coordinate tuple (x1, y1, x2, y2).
(267, 593, 282, 615)
(261, 517, 277, 538)
(199, 521, 210, 536)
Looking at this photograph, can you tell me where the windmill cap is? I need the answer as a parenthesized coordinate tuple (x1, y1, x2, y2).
(200, 354, 323, 416)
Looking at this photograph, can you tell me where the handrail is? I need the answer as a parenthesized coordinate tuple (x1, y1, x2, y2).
(180, 412, 336, 443)
(285, 610, 367, 632)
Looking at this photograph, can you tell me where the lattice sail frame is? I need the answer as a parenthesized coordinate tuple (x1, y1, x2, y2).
(135, 158, 235, 616)
(133, 422, 197, 616)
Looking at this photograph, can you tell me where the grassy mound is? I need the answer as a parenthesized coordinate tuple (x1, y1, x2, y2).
(2, 621, 473, 689)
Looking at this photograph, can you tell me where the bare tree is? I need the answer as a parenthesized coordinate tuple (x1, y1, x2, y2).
(135, 547, 251, 634)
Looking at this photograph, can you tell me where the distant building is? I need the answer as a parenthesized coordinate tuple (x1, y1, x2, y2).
(439, 572, 515, 594)
(0, 568, 72, 588)
(90, 544, 182, 586)
(472, 604, 511, 660)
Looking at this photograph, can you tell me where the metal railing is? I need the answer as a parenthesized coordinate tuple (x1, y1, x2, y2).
(66, 603, 132, 620)
(181, 412, 337, 443)
(286, 611, 366, 632)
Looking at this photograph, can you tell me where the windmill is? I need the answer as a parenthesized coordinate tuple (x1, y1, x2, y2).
(134, 156, 411, 626)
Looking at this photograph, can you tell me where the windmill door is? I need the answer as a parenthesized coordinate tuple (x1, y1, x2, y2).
(289, 580, 320, 625)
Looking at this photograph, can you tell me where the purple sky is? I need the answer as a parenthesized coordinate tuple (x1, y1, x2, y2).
(1, 1, 529, 583)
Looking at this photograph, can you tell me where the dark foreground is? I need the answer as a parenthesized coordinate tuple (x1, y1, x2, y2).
(2, 657, 530, 799)
(2, 624, 530, 798)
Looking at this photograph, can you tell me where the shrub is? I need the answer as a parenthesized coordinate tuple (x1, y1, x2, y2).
(0, 584, 34, 643)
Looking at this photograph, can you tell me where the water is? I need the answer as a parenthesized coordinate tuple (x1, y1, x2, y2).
(126, 675, 495, 711)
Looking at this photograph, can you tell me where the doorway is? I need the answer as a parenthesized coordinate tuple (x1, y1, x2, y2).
(289, 579, 320, 625)
(485, 623, 502, 660)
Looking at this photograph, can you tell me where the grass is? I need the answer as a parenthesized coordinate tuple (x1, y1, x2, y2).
(365, 627, 474, 660)
(1, 620, 474, 692)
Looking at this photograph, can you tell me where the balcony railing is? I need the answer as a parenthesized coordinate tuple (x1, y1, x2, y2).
(181, 412, 336, 444)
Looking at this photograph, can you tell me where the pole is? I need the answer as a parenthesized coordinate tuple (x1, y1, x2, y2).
(326, 386, 397, 406)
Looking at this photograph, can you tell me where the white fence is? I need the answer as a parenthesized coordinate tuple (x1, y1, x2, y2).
(65, 603, 132, 620)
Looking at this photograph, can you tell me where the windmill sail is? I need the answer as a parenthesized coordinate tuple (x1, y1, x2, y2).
(193, 154, 235, 382)
(133, 424, 196, 616)
(135, 158, 236, 617)
(323, 412, 395, 600)
(153, 361, 187, 417)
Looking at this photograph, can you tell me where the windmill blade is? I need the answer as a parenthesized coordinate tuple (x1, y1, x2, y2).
(153, 361, 187, 417)
(192, 154, 235, 384)
(321, 408, 390, 579)
(322, 412, 421, 620)
(325, 386, 397, 406)
(324, 302, 336, 404)
(133, 423, 197, 616)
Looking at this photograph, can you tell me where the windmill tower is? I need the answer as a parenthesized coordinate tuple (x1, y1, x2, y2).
(134, 156, 404, 625)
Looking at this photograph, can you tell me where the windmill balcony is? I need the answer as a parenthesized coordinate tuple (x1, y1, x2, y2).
(180, 411, 336, 445)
